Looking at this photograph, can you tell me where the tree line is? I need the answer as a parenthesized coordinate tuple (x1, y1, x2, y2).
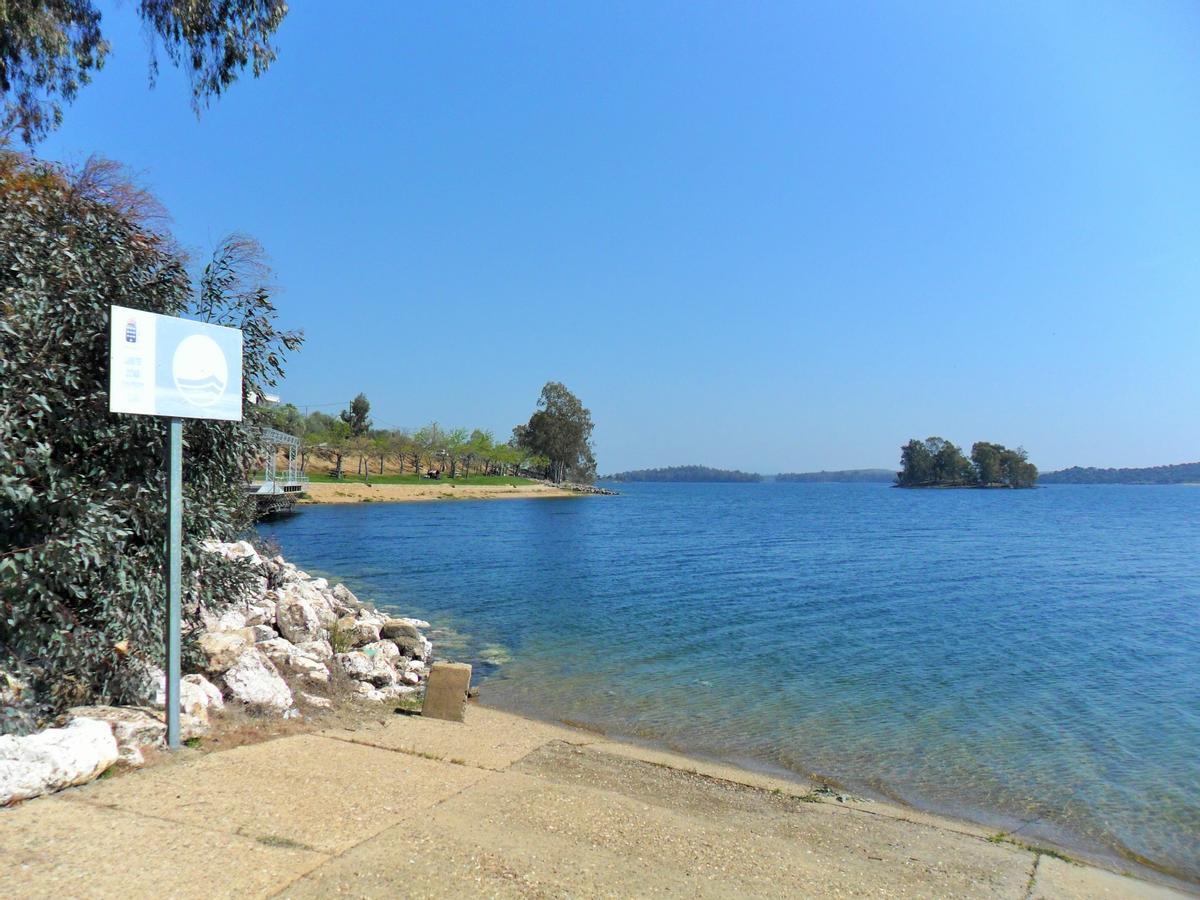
(266, 382, 596, 484)
(604, 465, 762, 483)
(1039, 461, 1200, 485)
(897, 437, 1038, 488)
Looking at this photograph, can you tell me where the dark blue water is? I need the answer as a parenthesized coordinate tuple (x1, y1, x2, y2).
(259, 483, 1200, 882)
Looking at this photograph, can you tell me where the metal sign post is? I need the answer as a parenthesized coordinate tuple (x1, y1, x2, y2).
(108, 306, 243, 750)
(164, 418, 183, 747)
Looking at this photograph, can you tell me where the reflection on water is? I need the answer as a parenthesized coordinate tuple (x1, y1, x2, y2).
(260, 483, 1200, 884)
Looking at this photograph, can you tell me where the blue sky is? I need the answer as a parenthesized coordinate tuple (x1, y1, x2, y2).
(38, 2, 1200, 472)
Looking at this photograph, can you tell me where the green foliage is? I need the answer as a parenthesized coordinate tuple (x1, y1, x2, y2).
(896, 437, 1037, 488)
(515, 382, 596, 484)
(1, 0, 288, 144)
(340, 392, 371, 436)
(0, 153, 301, 730)
(605, 465, 761, 483)
(1039, 461, 1200, 484)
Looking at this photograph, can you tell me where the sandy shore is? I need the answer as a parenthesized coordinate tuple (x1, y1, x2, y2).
(301, 480, 577, 504)
(1, 703, 1188, 898)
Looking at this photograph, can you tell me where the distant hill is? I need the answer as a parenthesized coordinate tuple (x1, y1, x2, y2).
(1039, 462, 1200, 485)
(603, 465, 763, 483)
(776, 469, 895, 483)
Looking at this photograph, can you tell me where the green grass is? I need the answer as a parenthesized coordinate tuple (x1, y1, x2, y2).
(306, 473, 538, 487)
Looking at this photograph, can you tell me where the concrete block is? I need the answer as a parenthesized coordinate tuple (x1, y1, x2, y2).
(421, 662, 472, 722)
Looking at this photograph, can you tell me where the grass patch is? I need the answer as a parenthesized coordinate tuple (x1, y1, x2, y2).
(183, 736, 202, 749)
(327, 619, 354, 654)
(306, 473, 538, 487)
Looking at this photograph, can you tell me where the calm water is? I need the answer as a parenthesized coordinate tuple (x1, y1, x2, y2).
(259, 483, 1200, 882)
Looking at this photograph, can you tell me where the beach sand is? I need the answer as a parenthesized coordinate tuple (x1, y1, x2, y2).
(302, 480, 576, 504)
(0, 704, 1187, 898)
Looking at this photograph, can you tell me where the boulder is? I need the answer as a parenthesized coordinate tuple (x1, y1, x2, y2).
(182, 674, 224, 717)
(276, 591, 323, 643)
(245, 624, 278, 643)
(330, 583, 359, 613)
(361, 640, 401, 665)
(381, 620, 421, 642)
(350, 681, 386, 703)
(257, 639, 331, 685)
(391, 633, 432, 661)
(297, 692, 333, 710)
(197, 631, 250, 674)
(221, 648, 294, 713)
(296, 639, 334, 661)
(335, 651, 396, 687)
(243, 599, 277, 628)
(0, 719, 119, 804)
(68, 706, 165, 766)
(336, 615, 381, 648)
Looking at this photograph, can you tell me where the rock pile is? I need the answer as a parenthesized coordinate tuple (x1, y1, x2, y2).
(0, 540, 434, 805)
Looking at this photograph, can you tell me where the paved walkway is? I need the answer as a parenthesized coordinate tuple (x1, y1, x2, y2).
(0, 707, 1189, 898)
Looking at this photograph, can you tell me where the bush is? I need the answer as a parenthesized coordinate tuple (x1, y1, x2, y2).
(0, 152, 302, 732)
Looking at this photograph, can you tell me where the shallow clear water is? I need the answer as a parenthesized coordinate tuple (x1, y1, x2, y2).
(259, 483, 1200, 881)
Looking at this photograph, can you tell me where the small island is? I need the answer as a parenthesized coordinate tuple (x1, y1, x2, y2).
(604, 465, 763, 483)
(896, 437, 1037, 488)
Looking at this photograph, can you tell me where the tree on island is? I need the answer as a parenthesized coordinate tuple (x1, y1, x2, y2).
(515, 382, 596, 484)
(897, 437, 1037, 488)
(1, 0, 288, 144)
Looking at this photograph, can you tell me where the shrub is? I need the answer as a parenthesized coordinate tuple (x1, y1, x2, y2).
(0, 152, 302, 732)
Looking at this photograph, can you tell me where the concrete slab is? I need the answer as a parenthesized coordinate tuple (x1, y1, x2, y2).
(0, 794, 324, 899)
(421, 662, 472, 722)
(68, 733, 487, 854)
(504, 744, 1032, 897)
(1031, 855, 1190, 899)
(409, 766, 1035, 898)
(320, 704, 587, 770)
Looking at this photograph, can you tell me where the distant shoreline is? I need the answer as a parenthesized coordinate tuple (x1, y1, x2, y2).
(301, 480, 578, 505)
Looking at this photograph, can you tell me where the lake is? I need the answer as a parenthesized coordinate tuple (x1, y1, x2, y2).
(258, 482, 1199, 883)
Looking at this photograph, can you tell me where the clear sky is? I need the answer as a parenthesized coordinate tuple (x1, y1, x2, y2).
(38, 2, 1200, 473)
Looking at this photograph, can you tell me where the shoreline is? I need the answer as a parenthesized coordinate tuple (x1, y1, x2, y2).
(299, 480, 579, 504)
(472, 697, 1199, 896)
(7, 700, 1188, 897)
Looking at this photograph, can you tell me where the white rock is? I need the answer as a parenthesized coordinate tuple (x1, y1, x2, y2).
(197, 631, 250, 674)
(182, 674, 224, 715)
(243, 600, 277, 628)
(337, 615, 381, 648)
(331, 583, 359, 613)
(400, 670, 420, 686)
(336, 651, 396, 687)
(297, 639, 334, 661)
(351, 682, 386, 702)
(0, 719, 119, 804)
(310, 577, 330, 592)
(221, 648, 294, 713)
(258, 639, 331, 685)
(276, 590, 323, 643)
(361, 640, 401, 665)
(68, 706, 165, 766)
(297, 692, 333, 710)
(246, 624, 278, 643)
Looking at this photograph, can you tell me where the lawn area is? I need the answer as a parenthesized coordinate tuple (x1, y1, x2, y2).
(305, 473, 540, 486)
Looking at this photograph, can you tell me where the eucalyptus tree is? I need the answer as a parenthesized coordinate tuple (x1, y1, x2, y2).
(0, 154, 301, 727)
(1, 0, 288, 144)
(515, 382, 596, 483)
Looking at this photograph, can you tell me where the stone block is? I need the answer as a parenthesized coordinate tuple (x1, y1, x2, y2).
(421, 662, 472, 723)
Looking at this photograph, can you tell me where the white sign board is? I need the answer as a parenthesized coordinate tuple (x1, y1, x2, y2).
(109, 305, 243, 421)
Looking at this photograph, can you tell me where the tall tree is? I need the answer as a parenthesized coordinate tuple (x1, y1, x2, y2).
(516, 382, 596, 484)
(1, 0, 288, 144)
(340, 393, 372, 437)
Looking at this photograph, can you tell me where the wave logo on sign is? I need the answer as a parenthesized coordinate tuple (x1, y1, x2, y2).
(171, 334, 229, 407)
